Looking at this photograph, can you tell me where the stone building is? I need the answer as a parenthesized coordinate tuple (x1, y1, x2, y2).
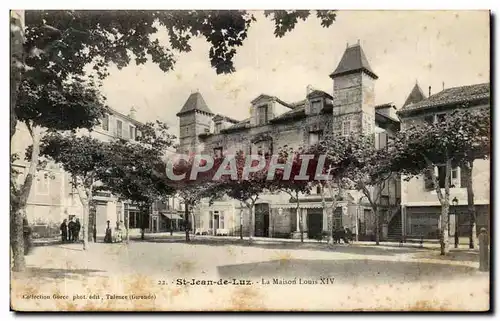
(176, 43, 401, 240)
(397, 82, 490, 240)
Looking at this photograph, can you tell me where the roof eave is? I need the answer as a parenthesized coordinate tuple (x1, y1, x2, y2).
(397, 96, 490, 118)
(329, 68, 379, 80)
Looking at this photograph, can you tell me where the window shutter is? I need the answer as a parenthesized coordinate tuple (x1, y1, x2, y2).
(424, 170, 434, 190)
(460, 164, 469, 188)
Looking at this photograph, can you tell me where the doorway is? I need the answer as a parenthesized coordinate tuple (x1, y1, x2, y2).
(307, 209, 323, 239)
(255, 203, 270, 237)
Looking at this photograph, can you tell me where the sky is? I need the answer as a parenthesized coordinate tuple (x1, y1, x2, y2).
(99, 10, 490, 138)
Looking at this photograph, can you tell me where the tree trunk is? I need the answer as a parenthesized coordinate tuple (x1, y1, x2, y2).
(297, 194, 303, 243)
(440, 202, 450, 255)
(10, 10, 24, 142)
(374, 206, 380, 245)
(140, 205, 149, 241)
(75, 181, 92, 250)
(464, 162, 476, 249)
(126, 209, 130, 243)
(426, 159, 451, 256)
(191, 212, 196, 237)
(10, 206, 25, 272)
(184, 203, 190, 242)
(10, 125, 42, 270)
(249, 203, 255, 241)
(81, 200, 89, 250)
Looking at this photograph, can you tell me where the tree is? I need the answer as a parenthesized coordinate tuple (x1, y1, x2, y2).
(389, 107, 489, 255)
(346, 135, 395, 245)
(166, 153, 224, 242)
(11, 81, 105, 270)
(38, 133, 112, 250)
(11, 9, 338, 270)
(268, 146, 313, 242)
(440, 107, 490, 248)
(303, 135, 363, 245)
(98, 121, 177, 241)
(214, 152, 271, 241)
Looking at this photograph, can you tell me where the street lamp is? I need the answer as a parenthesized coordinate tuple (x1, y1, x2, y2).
(453, 197, 459, 248)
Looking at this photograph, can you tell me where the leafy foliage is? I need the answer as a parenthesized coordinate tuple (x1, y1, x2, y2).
(24, 10, 338, 79)
(39, 133, 110, 186)
(99, 121, 177, 206)
(390, 106, 491, 179)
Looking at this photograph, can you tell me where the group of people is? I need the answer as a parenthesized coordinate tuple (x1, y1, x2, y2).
(104, 220, 126, 243)
(60, 217, 81, 243)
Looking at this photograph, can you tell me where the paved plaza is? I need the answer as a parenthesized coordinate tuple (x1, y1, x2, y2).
(11, 237, 490, 311)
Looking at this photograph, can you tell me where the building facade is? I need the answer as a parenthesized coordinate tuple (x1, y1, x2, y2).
(177, 43, 401, 240)
(11, 107, 183, 238)
(397, 82, 490, 240)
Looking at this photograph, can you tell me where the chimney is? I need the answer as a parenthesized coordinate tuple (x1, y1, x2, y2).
(428, 86, 432, 97)
(128, 106, 136, 119)
(306, 84, 314, 96)
(442, 81, 445, 91)
(357, 39, 360, 45)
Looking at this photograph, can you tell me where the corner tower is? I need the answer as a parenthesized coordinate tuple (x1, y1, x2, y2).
(330, 42, 378, 137)
(176, 91, 214, 154)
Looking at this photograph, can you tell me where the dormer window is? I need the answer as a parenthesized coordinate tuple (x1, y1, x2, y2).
(310, 100, 322, 114)
(215, 122, 222, 134)
(258, 105, 268, 125)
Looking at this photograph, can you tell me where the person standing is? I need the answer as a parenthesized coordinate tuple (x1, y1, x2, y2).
(104, 220, 112, 243)
(92, 221, 97, 243)
(74, 218, 81, 242)
(60, 219, 68, 243)
(68, 217, 75, 243)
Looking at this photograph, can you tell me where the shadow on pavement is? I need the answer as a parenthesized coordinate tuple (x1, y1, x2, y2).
(413, 250, 480, 263)
(20, 267, 106, 281)
(135, 237, 427, 257)
(217, 258, 480, 283)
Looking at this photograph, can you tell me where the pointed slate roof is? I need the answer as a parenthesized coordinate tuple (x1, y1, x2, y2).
(176, 92, 214, 117)
(330, 44, 378, 79)
(398, 82, 490, 116)
(403, 83, 426, 107)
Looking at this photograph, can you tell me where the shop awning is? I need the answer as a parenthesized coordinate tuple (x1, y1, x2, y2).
(161, 212, 184, 220)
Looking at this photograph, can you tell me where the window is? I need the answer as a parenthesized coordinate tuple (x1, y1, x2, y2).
(214, 147, 223, 158)
(316, 185, 322, 195)
(101, 114, 109, 131)
(35, 173, 49, 195)
(129, 211, 142, 228)
(220, 212, 224, 229)
(436, 113, 446, 123)
(309, 130, 323, 145)
(377, 132, 388, 149)
(258, 105, 268, 125)
(209, 211, 213, 229)
(423, 115, 434, 125)
(436, 165, 460, 188)
(215, 122, 222, 134)
(342, 121, 351, 136)
(380, 195, 389, 206)
(116, 120, 123, 137)
(310, 100, 322, 114)
(129, 125, 136, 140)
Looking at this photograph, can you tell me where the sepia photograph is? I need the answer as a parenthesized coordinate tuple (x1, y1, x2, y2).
(9, 8, 491, 312)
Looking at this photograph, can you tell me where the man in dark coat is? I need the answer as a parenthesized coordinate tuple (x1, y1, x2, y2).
(68, 218, 75, 243)
(73, 218, 81, 242)
(60, 219, 68, 243)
